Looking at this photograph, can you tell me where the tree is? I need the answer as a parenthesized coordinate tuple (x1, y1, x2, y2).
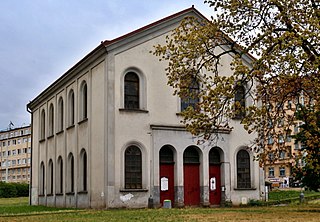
(292, 107, 320, 191)
(153, 1, 319, 188)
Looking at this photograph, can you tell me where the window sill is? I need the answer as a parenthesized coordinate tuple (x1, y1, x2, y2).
(234, 187, 256, 191)
(56, 130, 64, 135)
(120, 189, 148, 192)
(119, 108, 148, 113)
(66, 192, 75, 196)
(47, 135, 54, 140)
(56, 193, 64, 196)
(38, 194, 45, 197)
(39, 138, 45, 143)
(78, 191, 88, 194)
(78, 118, 88, 125)
(47, 194, 54, 197)
(66, 124, 75, 130)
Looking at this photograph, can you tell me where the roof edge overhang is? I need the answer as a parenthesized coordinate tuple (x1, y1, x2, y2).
(27, 43, 106, 111)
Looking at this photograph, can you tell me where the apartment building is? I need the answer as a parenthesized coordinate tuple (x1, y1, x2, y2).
(0, 125, 31, 183)
(264, 95, 308, 188)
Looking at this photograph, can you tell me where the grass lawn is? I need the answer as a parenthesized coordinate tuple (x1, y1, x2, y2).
(0, 192, 319, 222)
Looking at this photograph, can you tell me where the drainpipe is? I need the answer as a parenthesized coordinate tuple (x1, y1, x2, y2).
(26, 105, 33, 205)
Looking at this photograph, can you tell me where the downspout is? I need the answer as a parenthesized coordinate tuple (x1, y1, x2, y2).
(26, 105, 33, 205)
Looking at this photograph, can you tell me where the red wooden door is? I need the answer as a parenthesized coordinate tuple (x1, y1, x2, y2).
(160, 163, 174, 205)
(209, 165, 221, 205)
(184, 164, 200, 205)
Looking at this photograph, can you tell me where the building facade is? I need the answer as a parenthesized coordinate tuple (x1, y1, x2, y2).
(264, 96, 308, 188)
(27, 7, 265, 208)
(0, 125, 31, 183)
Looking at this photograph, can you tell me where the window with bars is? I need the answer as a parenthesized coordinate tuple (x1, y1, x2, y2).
(183, 146, 199, 164)
(160, 145, 174, 164)
(125, 146, 142, 189)
(181, 78, 199, 112)
(124, 72, 140, 109)
(237, 150, 251, 189)
(234, 84, 246, 119)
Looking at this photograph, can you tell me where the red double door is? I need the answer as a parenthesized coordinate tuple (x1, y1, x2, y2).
(183, 164, 200, 205)
(209, 164, 221, 205)
(160, 163, 175, 206)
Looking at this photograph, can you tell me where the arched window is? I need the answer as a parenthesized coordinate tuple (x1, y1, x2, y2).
(124, 72, 139, 109)
(67, 153, 74, 193)
(183, 146, 200, 164)
(40, 110, 46, 140)
(58, 97, 64, 131)
(48, 159, 54, 195)
(57, 156, 63, 194)
(68, 90, 75, 126)
(234, 84, 246, 119)
(209, 149, 220, 165)
(181, 78, 199, 111)
(49, 104, 54, 136)
(237, 150, 251, 188)
(125, 146, 142, 189)
(80, 82, 88, 120)
(40, 161, 45, 195)
(160, 145, 174, 163)
(80, 149, 87, 191)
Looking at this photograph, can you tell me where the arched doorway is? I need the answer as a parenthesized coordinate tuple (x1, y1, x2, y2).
(183, 146, 200, 206)
(159, 145, 175, 206)
(209, 148, 221, 205)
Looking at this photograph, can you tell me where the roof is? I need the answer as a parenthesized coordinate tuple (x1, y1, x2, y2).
(102, 6, 205, 47)
(27, 6, 205, 110)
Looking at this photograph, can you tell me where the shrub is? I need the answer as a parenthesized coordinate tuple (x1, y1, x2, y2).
(0, 182, 29, 198)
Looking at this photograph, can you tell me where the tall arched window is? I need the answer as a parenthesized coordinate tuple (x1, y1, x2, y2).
(57, 156, 63, 194)
(68, 90, 75, 126)
(40, 161, 45, 195)
(49, 104, 54, 136)
(237, 150, 251, 188)
(124, 72, 139, 109)
(80, 149, 87, 191)
(125, 146, 142, 189)
(68, 153, 74, 193)
(58, 97, 64, 131)
(80, 82, 88, 120)
(181, 78, 199, 111)
(40, 110, 46, 140)
(48, 159, 54, 195)
(234, 84, 246, 119)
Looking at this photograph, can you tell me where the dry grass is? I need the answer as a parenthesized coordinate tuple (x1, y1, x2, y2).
(0, 198, 319, 222)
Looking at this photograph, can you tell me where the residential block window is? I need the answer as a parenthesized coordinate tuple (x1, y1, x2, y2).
(268, 167, 274, 177)
(124, 72, 139, 109)
(125, 146, 142, 189)
(237, 150, 251, 188)
(279, 167, 286, 177)
(181, 78, 199, 112)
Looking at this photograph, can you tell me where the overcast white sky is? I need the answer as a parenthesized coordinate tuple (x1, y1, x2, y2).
(0, 0, 213, 130)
